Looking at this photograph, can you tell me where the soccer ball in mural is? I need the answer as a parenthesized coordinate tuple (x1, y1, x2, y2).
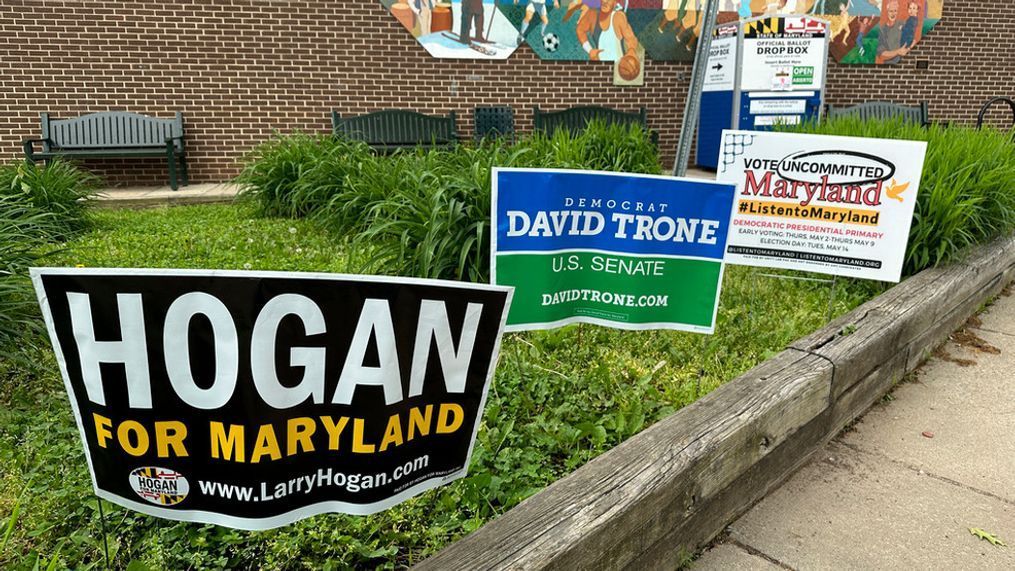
(543, 32, 560, 52)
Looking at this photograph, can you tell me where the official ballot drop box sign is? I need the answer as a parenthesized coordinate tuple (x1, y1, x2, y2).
(697, 15, 830, 170)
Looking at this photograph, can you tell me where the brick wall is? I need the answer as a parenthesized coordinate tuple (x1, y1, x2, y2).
(1, 0, 1012, 187)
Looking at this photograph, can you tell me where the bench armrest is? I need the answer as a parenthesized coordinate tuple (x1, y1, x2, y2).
(164, 135, 185, 154)
(22, 138, 51, 159)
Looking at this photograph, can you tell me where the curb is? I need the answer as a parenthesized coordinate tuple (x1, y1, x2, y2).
(93, 184, 240, 209)
(418, 235, 1015, 570)
(93, 195, 237, 209)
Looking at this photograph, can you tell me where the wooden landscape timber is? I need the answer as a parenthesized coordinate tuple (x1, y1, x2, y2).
(419, 235, 1015, 570)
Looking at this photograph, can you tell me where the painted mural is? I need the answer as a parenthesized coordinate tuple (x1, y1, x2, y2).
(381, 0, 943, 64)
(381, 0, 522, 58)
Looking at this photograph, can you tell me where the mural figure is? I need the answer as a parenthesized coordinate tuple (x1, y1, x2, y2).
(900, 0, 920, 48)
(877, 0, 910, 64)
(516, 0, 560, 44)
(855, 16, 876, 57)
(829, 1, 852, 43)
(577, 0, 638, 61)
(658, 0, 704, 52)
(460, 0, 486, 44)
(409, 0, 434, 35)
(563, 0, 597, 26)
(737, 0, 753, 19)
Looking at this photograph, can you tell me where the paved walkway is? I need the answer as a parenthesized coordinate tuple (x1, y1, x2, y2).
(94, 182, 240, 208)
(697, 291, 1015, 570)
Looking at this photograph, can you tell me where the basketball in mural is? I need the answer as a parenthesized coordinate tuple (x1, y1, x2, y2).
(618, 52, 641, 79)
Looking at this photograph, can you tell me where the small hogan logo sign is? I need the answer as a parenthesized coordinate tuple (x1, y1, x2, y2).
(129, 467, 190, 506)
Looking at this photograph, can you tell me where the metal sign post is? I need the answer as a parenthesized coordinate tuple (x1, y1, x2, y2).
(96, 495, 111, 569)
(673, 0, 721, 177)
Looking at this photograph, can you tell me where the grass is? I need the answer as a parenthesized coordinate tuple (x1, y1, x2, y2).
(0, 203, 873, 569)
(47, 203, 359, 273)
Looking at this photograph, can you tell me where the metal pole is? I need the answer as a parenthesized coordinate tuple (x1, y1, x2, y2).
(826, 275, 839, 323)
(96, 496, 111, 569)
(673, 0, 721, 177)
(486, 0, 496, 42)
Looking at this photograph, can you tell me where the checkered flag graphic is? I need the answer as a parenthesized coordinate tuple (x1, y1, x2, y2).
(720, 133, 755, 174)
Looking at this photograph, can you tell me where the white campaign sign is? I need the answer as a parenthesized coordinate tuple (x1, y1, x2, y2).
(717, 130, 928, 283)
(740, 17, 827, 92)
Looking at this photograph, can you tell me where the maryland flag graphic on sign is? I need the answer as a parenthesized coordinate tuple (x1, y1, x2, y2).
(128, 467, 190, 507)
(743, 17, 782, 38)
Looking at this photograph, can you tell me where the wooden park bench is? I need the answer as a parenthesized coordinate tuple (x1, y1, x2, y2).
(22, 111, 188, 190)
(532, 105, 658, 145)
(331, 109, 458, 152)
(826, 101, 930, 127)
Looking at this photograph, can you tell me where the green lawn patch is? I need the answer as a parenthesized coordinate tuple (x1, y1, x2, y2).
(1, 203, 872, 569)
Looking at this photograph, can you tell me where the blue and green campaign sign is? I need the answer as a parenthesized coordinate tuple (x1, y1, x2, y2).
(492, 168, 737, 333)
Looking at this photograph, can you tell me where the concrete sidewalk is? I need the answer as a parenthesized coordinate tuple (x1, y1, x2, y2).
(94, 182, 240, 208)
(696, 291, 1015, 570)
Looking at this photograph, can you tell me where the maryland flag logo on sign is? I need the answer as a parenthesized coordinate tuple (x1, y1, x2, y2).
(784, 17, 827, 37)
(743, 18, 782, 38)
(128, 467, 190, 506)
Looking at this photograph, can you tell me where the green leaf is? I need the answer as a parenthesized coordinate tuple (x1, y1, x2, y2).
(970, 528, 1007, 547)
(1, 485, 26, 556)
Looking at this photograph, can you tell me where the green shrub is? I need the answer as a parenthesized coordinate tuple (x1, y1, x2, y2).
(342, 144, 520, 281)
(0, 195, 58, 349)
(0, 160, 97, 353)
(791, 118, 1015, 275)
(236, 133, 372, 217)
(524, 121, 663, 173)
(239, 122, 662, 281)
(0, 160, 99, 238)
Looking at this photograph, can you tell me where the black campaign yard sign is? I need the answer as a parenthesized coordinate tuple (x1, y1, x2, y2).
(32, 268, 512, 530)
